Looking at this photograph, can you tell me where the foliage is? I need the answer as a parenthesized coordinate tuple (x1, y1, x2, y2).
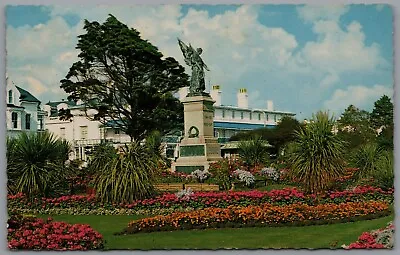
(9, 186, 393, 216)
(286, 111, 346, 194)
(231, 116, 303, 155)
(123, 201, 389, 234)
(376, 124, 393, 150)
(7, 214, 104, 250)
(343, 221, 394, 249)
(93, 142, 157, 203)
(336, 105, 376, 151)
(60, 15, 189, 140)
(7, 132, 72, 198)
(238, 136, 270, 168)
(350, 143, 382, 180)
(87, 142, 118, 175)
(371, 150, 394, 190)
(208, 159, 243, 190)
(370, 95, 393, 130)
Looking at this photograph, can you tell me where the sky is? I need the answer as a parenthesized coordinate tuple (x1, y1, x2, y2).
(6, 4, 393, 119)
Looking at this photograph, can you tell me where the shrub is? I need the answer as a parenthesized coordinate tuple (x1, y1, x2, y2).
(93, 142, 157, 203)
(7, 132, 72, 199)
(238, 136, 270, 168)
(7, 214, 104, 250)
(286, 111, 346, 194)
(232, 170, 255, 187)
(371, 150, 394, 190)
(208, 159, 241, 190)
(260, 167, 280, 181)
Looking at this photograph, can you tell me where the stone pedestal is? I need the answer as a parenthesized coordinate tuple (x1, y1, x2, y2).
(172, 94, 222, 173)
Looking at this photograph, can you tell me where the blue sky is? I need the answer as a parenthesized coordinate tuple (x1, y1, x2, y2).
(6, 4, 393, 119)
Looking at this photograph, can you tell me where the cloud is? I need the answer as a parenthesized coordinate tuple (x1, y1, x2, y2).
(5, 5, 392, 119)
(26, 77, 47, 95)
(323, 84, 393, 115)
(297, 5, 350, 23)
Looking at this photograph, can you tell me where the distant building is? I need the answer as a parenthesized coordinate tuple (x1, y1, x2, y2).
(6, 76, 46, 137)
(44, 101, 131, 161)
(179, 85, 296, 142)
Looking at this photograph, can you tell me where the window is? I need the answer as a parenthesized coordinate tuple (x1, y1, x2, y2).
(250, 112, 252, 120)
(266, 114, 269, 121)
(240, 112, 244, 119)
(258, 113, 261, 120)
(232, 111, 235, 119)
(38, 115, 44, 130)
(114, 128, 120, 135)
(274, 114, 277, 122)
(60, 127, 66, 138)
(8, 90, 13, 104)
(80, 126, 88, 140)
(222, 110, 225, 118)
(25, 114, 31, 130)
(11, 112, 18, 128)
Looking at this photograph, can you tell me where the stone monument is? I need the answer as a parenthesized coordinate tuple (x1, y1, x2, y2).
(172, 39, 222, 173)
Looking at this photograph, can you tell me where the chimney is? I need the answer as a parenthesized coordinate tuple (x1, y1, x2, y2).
(210, 85, 222, 106)
(267, 100, 274, 111)
(178, 86, 189, 101)
(237, 88, 248, 108)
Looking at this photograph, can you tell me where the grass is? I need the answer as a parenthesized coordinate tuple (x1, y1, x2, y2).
(38, 213, 393, 250)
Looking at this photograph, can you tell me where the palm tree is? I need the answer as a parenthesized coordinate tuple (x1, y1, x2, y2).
(351, 143, 382, 181)
(93, 142, 157, 203)
(7, 132, 71, 198)
(238, 136, 270, 169)
(286, 111, 346, 194)
(87, 142, 118, 174)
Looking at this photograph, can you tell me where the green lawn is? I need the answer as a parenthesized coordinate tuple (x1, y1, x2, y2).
(38, 214, 393, 250)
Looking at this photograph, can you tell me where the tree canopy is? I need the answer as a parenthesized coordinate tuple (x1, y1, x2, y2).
(230, 116, 303, 154)
(370, 95, 393, 130)
(60, 15, 189, 140)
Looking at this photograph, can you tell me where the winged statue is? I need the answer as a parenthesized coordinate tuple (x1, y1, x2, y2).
(178, 38, 209, 95)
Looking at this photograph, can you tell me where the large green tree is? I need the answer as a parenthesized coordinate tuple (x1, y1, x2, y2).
(60, 15, 189, 140)
(370, 95, 393, 130)
(336, 105, 375, 150)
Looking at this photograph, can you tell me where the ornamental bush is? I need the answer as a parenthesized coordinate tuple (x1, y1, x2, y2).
(232, 170, 255, 186)
(7, 214, 104, 250)
(122, 201, 389, 234)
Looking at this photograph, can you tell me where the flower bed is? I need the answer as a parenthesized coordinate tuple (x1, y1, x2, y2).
(7, 214, 104, 250)
(8, 186, 393, 216)
(120, 201, 390, 234)
(342, 221, 394, 249)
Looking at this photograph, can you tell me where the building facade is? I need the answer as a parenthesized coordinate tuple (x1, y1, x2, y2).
(44, 101, 131, 161)
(179, 85, 296, 142)
(6, 77, 46, 137)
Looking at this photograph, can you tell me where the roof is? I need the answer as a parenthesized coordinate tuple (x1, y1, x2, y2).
(46, 100, 77, 107)
(16, 86, 40, 103)
(7, 103, 25, 109)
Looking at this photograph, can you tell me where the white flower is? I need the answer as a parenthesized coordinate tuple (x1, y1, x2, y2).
(233, 169, 255, 186)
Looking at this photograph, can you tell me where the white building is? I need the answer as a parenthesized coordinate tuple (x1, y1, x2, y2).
(179, 85, 296, 142)
(6, 77, 46, 137)
(44, 101, 131, 161)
